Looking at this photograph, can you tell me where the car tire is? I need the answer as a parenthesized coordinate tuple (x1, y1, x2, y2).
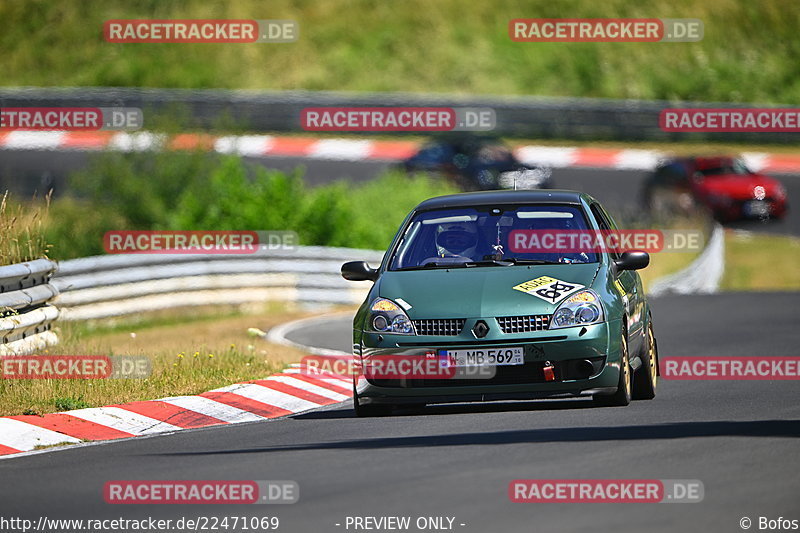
(593, 330, 632, 407)
(632, 320, 658, 400)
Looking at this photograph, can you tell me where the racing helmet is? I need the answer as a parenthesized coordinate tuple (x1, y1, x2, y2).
(436, 223, 478, 257)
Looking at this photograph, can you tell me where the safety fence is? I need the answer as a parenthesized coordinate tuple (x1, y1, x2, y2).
(51, 246, 383, 321)
(0, 259, 60, 355)
(0, 247, 382, 354)
(1, 86, 794, 143)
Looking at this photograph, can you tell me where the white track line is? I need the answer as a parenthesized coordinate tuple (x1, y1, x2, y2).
(266, 311, 353, 356)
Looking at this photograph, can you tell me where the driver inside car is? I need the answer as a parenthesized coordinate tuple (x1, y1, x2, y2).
(434, 223, 479, 260)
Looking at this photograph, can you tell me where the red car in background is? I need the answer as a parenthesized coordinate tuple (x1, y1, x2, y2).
(644, 156, 788, 222)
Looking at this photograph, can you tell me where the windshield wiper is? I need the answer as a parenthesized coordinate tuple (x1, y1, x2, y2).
(394, 258, 566, 271)
(464, 260, 514, 267)
(395, 261, 470, 271)
(503, 258, 563, 265)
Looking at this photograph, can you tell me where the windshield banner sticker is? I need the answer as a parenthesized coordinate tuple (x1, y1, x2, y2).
(513, 276, 585, 303)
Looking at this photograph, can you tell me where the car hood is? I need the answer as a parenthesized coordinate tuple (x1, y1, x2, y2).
(699, 173, 782, 199)
(377, 263, 600, 318)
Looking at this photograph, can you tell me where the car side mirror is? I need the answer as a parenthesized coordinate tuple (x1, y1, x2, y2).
(615, 251, 650, 271)
(341, 261, 379, 282)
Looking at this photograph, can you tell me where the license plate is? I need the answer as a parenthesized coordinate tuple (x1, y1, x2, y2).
(744, 200, 769, 217)
(439, 347, 524, 367)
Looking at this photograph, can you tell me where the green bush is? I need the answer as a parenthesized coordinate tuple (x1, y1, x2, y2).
(46, 152, 457, 259)
(44, 197, 128, 258)
(70, 148, 218, 229)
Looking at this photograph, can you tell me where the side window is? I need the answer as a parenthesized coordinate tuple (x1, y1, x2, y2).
(655, 163, 689, 186)
(589, 204, 620, 260)
(675, 163, 691, 185)
(589, 204, 609, 230)
(653, 166, 670, 186)
(596, 204, 620, 231)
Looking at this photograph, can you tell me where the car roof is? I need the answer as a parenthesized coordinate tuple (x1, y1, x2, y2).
(658, 155, 739, 168)
(415, 189, 595, 211)
(693, 156, 737, 169)
(420, 135, 508, 152)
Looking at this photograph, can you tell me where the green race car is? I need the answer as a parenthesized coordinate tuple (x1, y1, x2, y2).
(342, 190, 659, 416)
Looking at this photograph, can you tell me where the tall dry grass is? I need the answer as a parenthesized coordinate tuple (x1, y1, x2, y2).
(0, 191, 52, 265)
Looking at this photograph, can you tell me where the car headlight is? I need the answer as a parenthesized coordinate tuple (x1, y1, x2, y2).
(549, 290, 605, 329)
(368, 298, 416, 335)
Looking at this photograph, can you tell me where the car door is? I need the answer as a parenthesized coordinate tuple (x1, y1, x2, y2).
(589, 203, 646, 355)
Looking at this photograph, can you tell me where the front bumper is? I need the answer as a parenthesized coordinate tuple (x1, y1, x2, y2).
(355, 319, 623, 405)
(711, 197, 788, 221)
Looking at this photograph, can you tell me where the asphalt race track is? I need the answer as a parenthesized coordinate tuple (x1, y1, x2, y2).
(1, 292, 798, 532)
(2, 150, 799, 235)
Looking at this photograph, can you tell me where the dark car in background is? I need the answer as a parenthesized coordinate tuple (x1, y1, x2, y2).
(643, 156, 788, 222)
(400, 136, 552, 191)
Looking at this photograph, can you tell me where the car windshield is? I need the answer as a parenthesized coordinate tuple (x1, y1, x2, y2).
(474, 145, 515, 164)
(389, 205, 598, 270)
(699, 158, 751, 176)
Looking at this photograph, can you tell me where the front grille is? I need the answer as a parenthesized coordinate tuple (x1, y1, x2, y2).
(412, 319, 465, 336)
(497, 314, 551, 334)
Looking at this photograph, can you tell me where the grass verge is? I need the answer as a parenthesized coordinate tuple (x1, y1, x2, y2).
(634, 213, 708, 293)
(2, 1, 798, 104)
(721, 230, 800, 290)
(639, 250, 700, 293)
(0, 304, 320, 417)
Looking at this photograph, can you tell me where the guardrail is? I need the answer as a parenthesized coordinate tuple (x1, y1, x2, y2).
(649, 223, 725, 296)
(1, 87, 795, 143)
(1, 228, 723, 354)
(52, 246, 383, 321)
(0, 259, 60, 355)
